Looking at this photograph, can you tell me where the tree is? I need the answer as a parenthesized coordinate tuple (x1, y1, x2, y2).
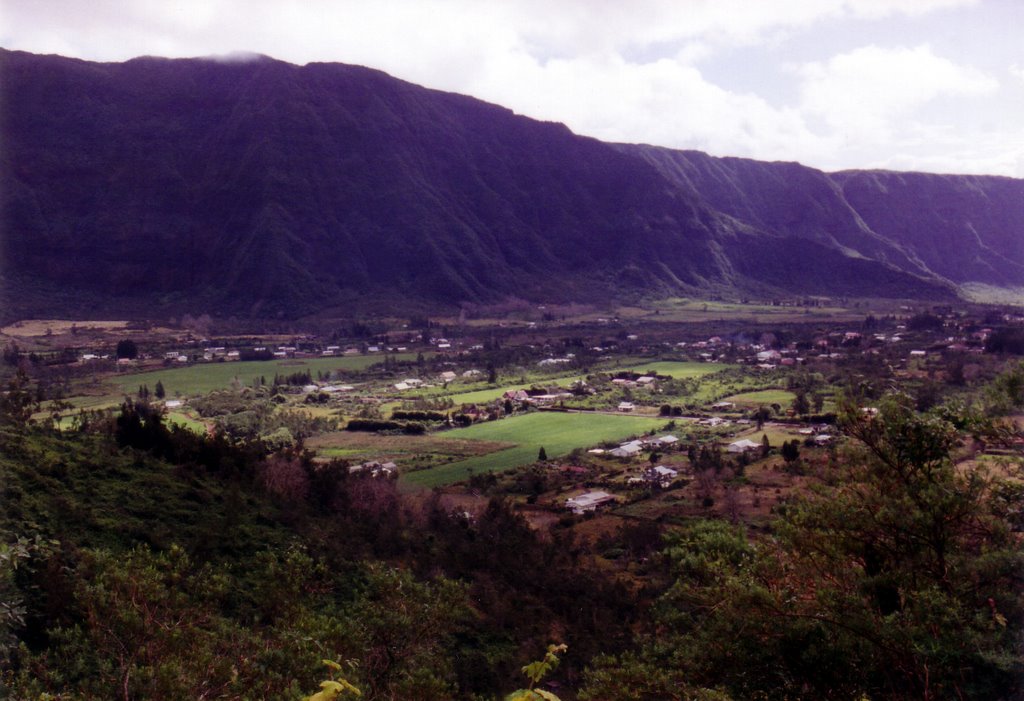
(116, 339, 138, 359)
(810, 392, 825, 414)
(538, 446, 548, 461)
(780, 439, 799, 464)
(582, 395, 1023, 700)
(0, 370, 38, 428)
(507, 644, 567, 701)
(791, 390, 810, 416)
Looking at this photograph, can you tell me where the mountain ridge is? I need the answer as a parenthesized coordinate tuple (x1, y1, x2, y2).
(4, 49, 1020, 320)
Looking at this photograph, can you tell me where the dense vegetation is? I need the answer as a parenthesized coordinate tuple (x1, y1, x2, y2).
(3, 354, 1023, 699)
(2, 393, 642, 699)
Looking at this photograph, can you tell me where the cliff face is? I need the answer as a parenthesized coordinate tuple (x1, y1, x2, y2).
(6, 50, 1017, 319)
(832, 170, 1024, 286)
(627, 146, 1024, 287)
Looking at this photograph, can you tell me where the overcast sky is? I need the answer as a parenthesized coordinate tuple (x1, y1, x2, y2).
(3, 0, 1023, 177)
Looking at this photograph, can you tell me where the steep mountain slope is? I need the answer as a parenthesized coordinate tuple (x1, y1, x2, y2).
(627, 146, 1024, 287)
(3, 50, 1009, 319)
(833, 170, 1024, 286)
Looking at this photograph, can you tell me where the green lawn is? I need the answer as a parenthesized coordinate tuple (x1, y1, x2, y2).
(721, 389, 796, 407)
(625, 361, 727, 379)
(742, 427, 806, 448)
(166, 411, 208, 433)
(401, 411, 669, 490)
(111, 354, 415, 397)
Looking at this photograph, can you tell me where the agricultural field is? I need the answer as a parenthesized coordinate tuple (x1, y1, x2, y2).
(445, 373, 591, 405)
(307, 431, 514, 467)
(110, 354, 417, 397)
(739, 425, 811, 448)
(611, 297, 863, 324)
(720, 388, 796, 407)
(401, 411, 670, 490)
(165, 411, 208, 433)
(624, 360, 726, 378)
(1, 319, 132, 337)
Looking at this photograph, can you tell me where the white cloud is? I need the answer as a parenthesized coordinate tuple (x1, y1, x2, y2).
(798, 45, 998, 140)
(466, 50, 835, 163)
(0, 0, 980, 65)
(0, 0, 1018, 177)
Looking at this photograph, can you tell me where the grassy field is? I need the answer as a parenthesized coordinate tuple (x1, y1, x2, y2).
(738, 426, 808, 447)
(166, 411, 208, 433)
(721, 389, 796, 407)
(610, 298, 861, 324)
(446, 374, 592, 406)
(401, 411, 670, 490)
(308, 432, 514, 465)
(625, 360, 727, 379)
(444, 361, 721, 406)
(111, 354, 415, 397)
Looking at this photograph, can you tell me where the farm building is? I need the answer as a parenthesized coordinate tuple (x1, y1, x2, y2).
(727, 439, 761, 453)
(565, 490, 618, 514)
(643, 465, 678, 487)
(610, 441, 643, 458)
(349, 461, 398, 478)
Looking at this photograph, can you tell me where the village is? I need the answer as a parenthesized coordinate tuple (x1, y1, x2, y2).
(4, 298, 1023, 544)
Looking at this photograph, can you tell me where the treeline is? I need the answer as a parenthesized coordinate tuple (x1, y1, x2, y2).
(345, 418, 427, 434)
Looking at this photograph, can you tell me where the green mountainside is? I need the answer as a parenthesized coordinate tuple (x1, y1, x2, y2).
(5, 50, 1022, 319)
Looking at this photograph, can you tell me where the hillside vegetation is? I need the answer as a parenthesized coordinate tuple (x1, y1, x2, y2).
(3, 359, 1023, 699)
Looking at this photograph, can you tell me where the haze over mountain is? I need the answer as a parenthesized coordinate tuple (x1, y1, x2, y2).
(2, 49, 1022, 320)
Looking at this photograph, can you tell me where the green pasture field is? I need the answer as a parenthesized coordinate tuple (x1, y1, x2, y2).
(401, 411, 669, 490)
(610, 297, 860, 324)
(166, 411, 207, 433)
(625, 361, 727, 379)
(308, 432, 514, 466)
(740, 427, 807, 448)
(110, 354, 416, 397)
(721, 389, 796, 407)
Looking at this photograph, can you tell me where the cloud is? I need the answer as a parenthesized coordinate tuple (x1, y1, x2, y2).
(1, 0, 979, 65)
(1, 0, 1016, 177)
(466, 49, 834, 164)
(797, 45, 998, 140)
